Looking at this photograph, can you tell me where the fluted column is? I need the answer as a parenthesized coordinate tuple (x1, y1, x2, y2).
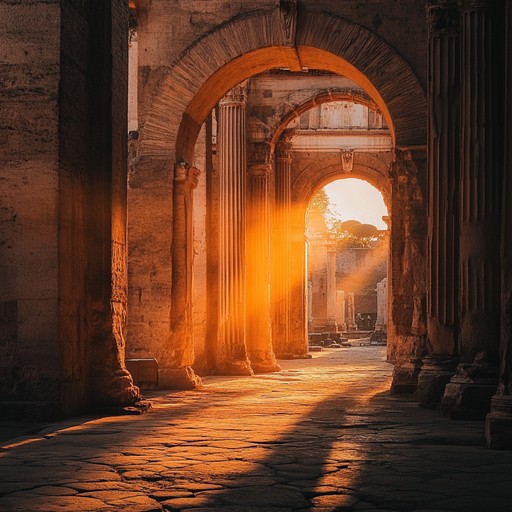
(486, 0, 511, 449)
(418, 0, 460, 408)
(273, 139, 292, 358)
(441, 0, 502, 419)
(288, 206, 310, 358)
(246, 142, 280, 373)
(215, 85, 252, 375)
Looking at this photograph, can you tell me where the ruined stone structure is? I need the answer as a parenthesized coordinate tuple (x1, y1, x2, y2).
(306, 218, 388, 333)
(1, 0, 512, 449)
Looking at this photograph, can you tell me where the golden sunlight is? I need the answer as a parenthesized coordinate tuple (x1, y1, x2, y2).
(324, 179, 388, 229)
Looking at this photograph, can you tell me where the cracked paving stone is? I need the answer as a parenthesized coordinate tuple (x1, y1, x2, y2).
(220, 485, 311, 508)
(310, 493, 359, 508)
(2, 347, 512, 512)
(0, 495, 108, 511)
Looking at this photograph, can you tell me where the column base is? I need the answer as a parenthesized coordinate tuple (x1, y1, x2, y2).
(275, 352, 312, 360)
(158, 366, 203, 390)
(90, 367, 141, 407)
(251, 360, 282, 374)
(390, 357, 423, 394)
(417, 355, 457, 408)
(325, 319, 338, 332)
(213, 359, 254, 376)
(440, 359, 498, 420)
(486, 395, 512, 450)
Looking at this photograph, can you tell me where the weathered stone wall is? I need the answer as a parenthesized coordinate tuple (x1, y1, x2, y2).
(1, 0, 137, 417)
(0, 1, 61, 414)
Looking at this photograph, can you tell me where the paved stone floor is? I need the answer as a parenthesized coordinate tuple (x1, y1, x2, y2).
(1, 346, 512, 512)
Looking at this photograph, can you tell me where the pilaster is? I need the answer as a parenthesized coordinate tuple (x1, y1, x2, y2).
(161, 162, 203, 389)
(389, 148, 428, 394)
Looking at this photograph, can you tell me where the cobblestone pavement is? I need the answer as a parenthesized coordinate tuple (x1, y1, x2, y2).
(1, 346, 512, 511)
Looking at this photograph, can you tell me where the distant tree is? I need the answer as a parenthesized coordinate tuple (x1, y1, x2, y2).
(331, 219, 383, 248)
(306, 189, 334, 229)
(307, 188, 385, 247)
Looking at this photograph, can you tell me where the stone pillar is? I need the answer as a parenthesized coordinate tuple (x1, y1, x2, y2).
(273, 139, 292, 357)
(418, 0, 460, 408)
(486, 1, 512, 448)
(289, 207, 310, 358)
(336, 291, 347, 331)
(441, 0, 502, 419)
(162, 162, 203, 389)
(346, 292, 356, 330)
(389, 149, 428, 393)
(246, 142, 280, 373)
(215, 85, 252, 375)
(325, 241, 338, 331)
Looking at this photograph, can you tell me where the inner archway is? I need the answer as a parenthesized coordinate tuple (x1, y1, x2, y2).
(126, 5, 427, 388)
(306, 179, 389, 345)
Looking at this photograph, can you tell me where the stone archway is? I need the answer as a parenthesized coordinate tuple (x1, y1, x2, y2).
(284, 153, 392, 357)
(128, 4, 427, 386)
(292, 153, 391, 208)
(140, 7, 426, 162)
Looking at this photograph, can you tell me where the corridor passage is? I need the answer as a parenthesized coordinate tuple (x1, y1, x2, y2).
(1, 347, 511, 511)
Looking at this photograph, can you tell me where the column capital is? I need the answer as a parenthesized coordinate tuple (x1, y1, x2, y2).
(248, 140, 272, 166)
(219, 84, 247, 107)
(426, 0, 459, 35)
(276, 139, 293, 161)
(459, 0, 492, 12)
(174, 162, 200, 189)
(396, 145, 428, 163)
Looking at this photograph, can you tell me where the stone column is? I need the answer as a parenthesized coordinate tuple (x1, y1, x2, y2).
(246, 142, 280, 373)
(441, 0, 502, 419)
(162, 162, 203, 389)
(418, 0, 460, 408)
(336, 291, 347, 331)
(215, 85, 252, 375)
(273, 139, 292, 358)
(486, 1, 512, 448)
(326, 240, 338, 331)
(389, 149, 428, 393)
(288, 206, 310, 358)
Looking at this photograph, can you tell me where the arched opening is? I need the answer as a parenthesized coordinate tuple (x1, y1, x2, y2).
(306, 179, 389, 348)
(126, 6, 427, 388)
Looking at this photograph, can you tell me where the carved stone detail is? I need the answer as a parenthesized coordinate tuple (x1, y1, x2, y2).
(341, 149, 354, 172)
(278, 0, 297, 45)
(426, 1, 459, 35)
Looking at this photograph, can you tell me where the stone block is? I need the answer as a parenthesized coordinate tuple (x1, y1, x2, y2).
(486, 414, 512, 450)
(125, 358, 159, 390)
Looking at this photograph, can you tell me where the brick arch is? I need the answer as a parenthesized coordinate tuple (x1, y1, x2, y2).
(139, 7, 426, 163)
(292, 153, 391, 211)
(269, 89, 381, 146)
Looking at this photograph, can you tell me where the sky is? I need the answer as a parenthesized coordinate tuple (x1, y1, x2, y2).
(323, 178, 388, 230)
